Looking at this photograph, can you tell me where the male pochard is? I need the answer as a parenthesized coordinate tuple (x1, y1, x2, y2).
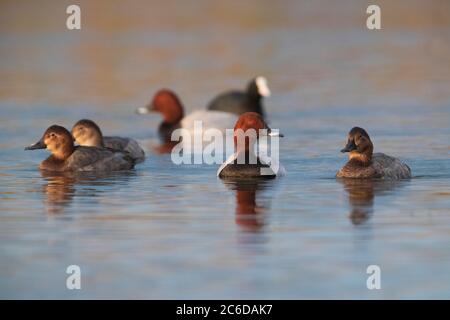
(337, 127, 411, 179)
(25, 125, 135, 172)
(71, 119, 145, 163)
(217, 112, 285, 179)
(207, 77, 270, 118)
(136, 89, 238, 142)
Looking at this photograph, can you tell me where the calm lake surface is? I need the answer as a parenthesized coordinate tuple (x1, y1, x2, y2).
(1, 0, 450, 299)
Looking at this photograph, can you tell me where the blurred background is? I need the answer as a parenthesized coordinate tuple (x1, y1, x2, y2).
(1, 0, 450, 109)
(0, 0, 449, 299)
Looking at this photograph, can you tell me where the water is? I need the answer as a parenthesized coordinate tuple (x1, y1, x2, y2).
(1, 0, 450, 299)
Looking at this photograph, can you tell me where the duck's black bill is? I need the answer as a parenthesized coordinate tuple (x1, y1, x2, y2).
(25, 140, 46, 150)
(341, 140, 357, 153)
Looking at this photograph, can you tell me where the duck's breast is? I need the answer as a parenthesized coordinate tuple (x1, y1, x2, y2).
(372, 153, 411, 179)
(217, 152, 284, 178)
(39, 156, 66, 172)
(336, 160, 378, 179)
(208, 91, 249, 114)
(259, 152, 286, 177)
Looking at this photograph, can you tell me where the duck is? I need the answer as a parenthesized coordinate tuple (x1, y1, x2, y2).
(207, 76, 270, 118)
(71, 119, 145, 163)
(25, 125, 135, 172)
(217, 112, 285, 179)
(337, 127, 411, 179)
(136, 89, 238, 142)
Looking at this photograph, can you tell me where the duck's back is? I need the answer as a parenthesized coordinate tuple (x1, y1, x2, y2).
(104, 136, 145, 163)
(181, 110, 238, 133)
(337, 153, 411, 179)
(65, 146, 135, 172)
(372, 153, 411, 179)
(208, 91, 254, 115)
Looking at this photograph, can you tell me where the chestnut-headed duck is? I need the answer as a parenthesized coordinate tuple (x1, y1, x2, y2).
(136, 89, 238, 142)
(71, 119, 145, 163)
(25, 125, 135, 172)
(337, 127, 411, 179)
(217, 112, 285, 179)
(207, 77, 270, 118)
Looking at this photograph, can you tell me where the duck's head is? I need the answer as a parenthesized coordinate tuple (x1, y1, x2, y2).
(136, 89, 184, 125)
(233, 112, 283, 152)
(341, 127, 373, 162)
(71, 119, 104, 147)
(247, 76, 271, 98)
(25, 125, 75, 160)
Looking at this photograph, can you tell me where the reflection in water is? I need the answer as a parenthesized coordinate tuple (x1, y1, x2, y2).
(41, 172, 76, 215)
(40, 170, 136, 215)
(339, 179, 406, 225)
(222, 179, 274, 232)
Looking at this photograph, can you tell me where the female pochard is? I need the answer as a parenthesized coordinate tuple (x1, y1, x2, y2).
(71, 119, 145, 163)
(337, 127, 411, 179)
(25, 125, 135, 172)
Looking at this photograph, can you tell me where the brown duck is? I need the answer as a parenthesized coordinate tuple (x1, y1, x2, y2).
(337, 127, 411, 179)
(25, 125, 135, 172)
(71, 119, 145, 163)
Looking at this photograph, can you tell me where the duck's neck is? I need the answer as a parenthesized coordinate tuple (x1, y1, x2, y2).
(158, 122, 180, 142)
(246, 81, 262, 101)
(349, 151, 372, 166)
(235, 144, 256, 158)
(162, 105, 184, 126)
(52, 144, 74, 161)
(234, 134, 258, 154)
(85, 135, 104, 148)
(234, 149, 259, 165)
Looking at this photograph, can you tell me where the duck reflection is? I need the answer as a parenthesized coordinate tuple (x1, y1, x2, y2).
(41, 172, 76, 214)
(152, 140, 179, 155)
(143, 123, 178, 154)
(222, 179, 273, 232)
(339, 179, 406, 225)
(40, 170, 135, 214)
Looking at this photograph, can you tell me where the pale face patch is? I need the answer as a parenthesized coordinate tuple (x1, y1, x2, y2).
(256, 76, 271, 97)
